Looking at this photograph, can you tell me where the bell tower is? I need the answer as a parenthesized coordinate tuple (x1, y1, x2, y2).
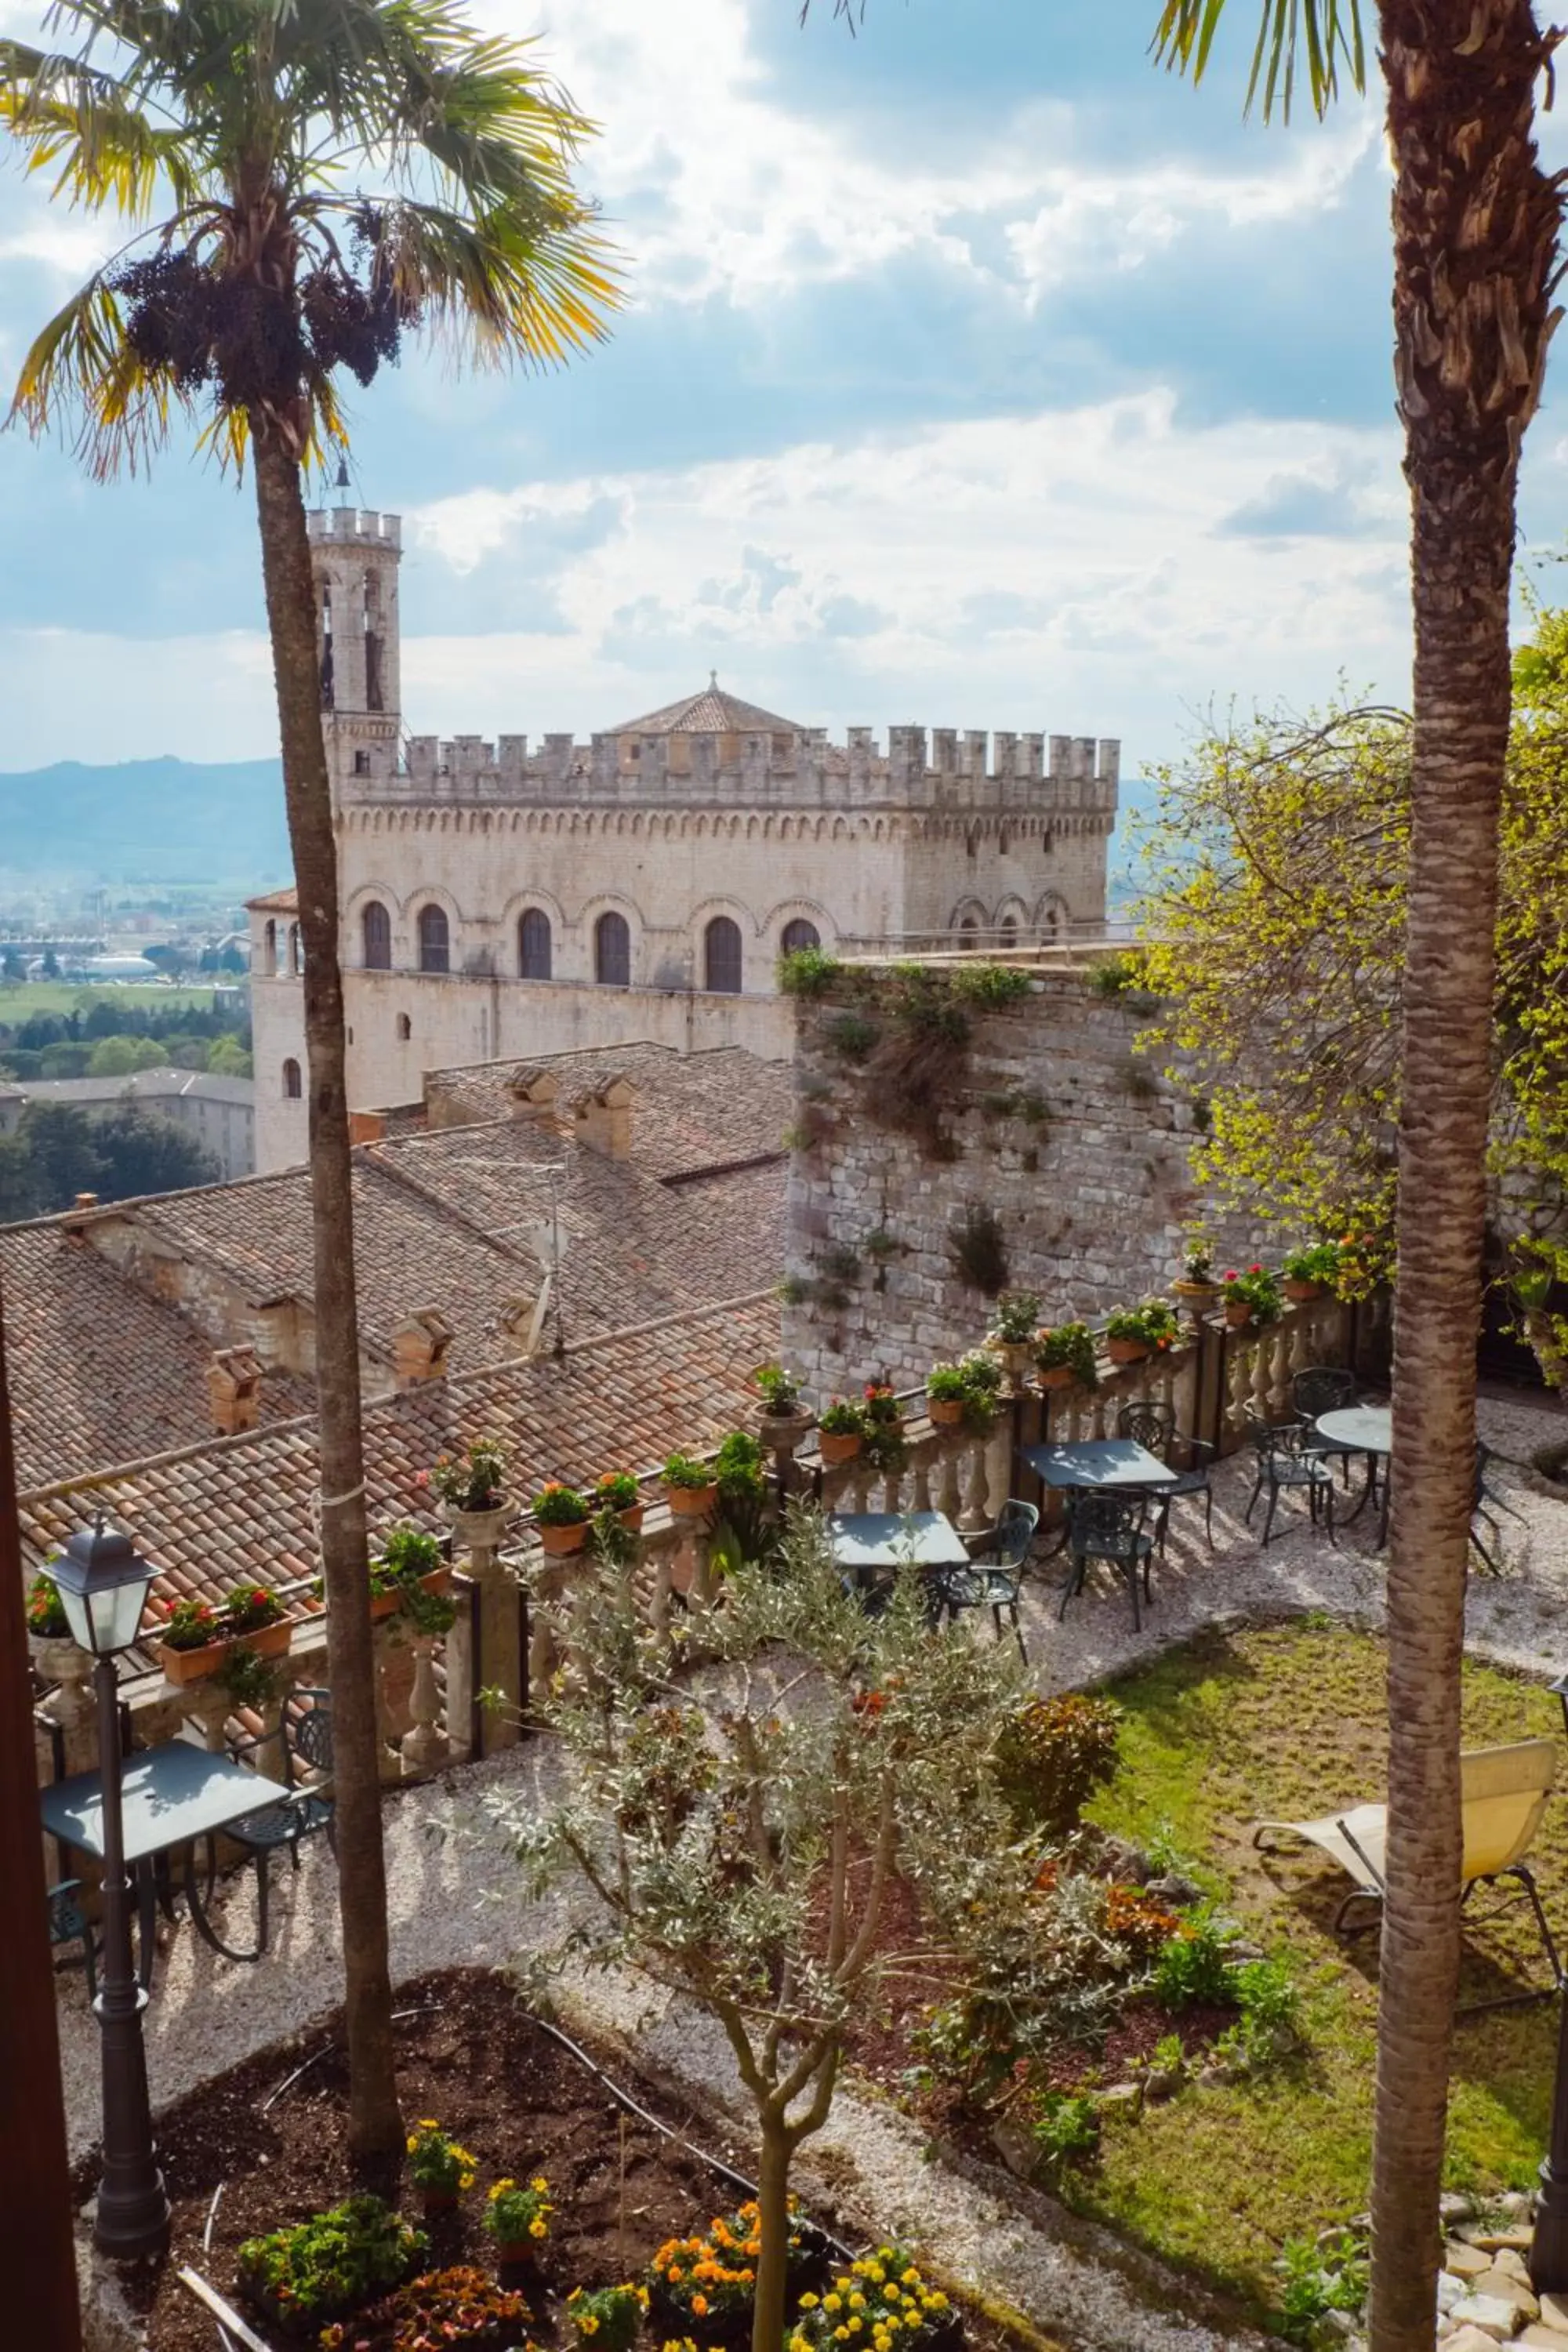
(307, 462, 402, 808)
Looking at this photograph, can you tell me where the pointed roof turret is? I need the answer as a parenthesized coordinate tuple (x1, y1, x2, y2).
(605, 679, 806, 737)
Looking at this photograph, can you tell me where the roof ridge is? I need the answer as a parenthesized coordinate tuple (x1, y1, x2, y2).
(358, 1141, 555, 1272)
(0, 1160, 308, 1243)
(15, 1287, 779, 1507)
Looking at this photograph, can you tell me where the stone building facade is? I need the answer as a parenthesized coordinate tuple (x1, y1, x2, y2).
(250, 498, 1120, 1171)
(782, 960, 1260, 1396)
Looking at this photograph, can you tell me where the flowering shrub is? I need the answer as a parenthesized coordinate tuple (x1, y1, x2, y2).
(405, 2122, 477, 2197)
(533, 1482, 591, 1527)
(420, 1439, 507, 1512)
(993, 1693, 1122, 1835)
(791, 2249, 952, 2352)
(331, 2264, 532, 2351)
(161, 1596, 222, 1652)
(237, 2194, 425, 2328)
(379, 1524, 444, 1582)
(565, 2282, 648, 2351)
(484, 2176, 552, 2248)
(988, 1289, 1042, 1344)
(226, 1583, 285, 1635)
(1033, 1323, 1098, 1388)
(1221, 1265, 1283, 1321)
(818, 1398, 869, 1437)
(648, 2201, 796, 2328)
(752, 1363, 804, 1416)
(1280, 1242, 1341, 1288)
(27, 1572, 69, 1638)
(593, 1471, 642, 1511)
(1104, 1300, 1180, 1351)
(1102, 1883, 1181, 1953)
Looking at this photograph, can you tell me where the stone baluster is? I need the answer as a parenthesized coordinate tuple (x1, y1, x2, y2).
(528, 1548, 570, 1707)
(984, 1420, 1012, 1519)
(44, 1639, 100, 1775)
(452, 1503, 521, 1756)
(689, 1522, 718, 1612)
(179, 1671, 237, 1756)
(1247, 1330, 1272, 1427)
(959, 1436, 993, 1532)
(1225, 1333, 1253, 1440)
(644, 1523, 678, 1636)
(372, 1614, 408, 1785)
(848, 1457, 872, 1512)
(401, 1637, 448, 1775)
(937, 1442, 964, 1523)
(911, 1450, 934, 1512)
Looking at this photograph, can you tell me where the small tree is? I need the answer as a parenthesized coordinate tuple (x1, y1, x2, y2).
(505, 1511, 1026, 2352)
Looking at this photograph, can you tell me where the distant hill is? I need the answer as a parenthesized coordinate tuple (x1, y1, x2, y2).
(0, 755, 291, 884)
(1108, 774, 1157, 913)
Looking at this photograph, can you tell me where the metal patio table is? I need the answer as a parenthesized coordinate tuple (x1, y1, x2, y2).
(1024, 1437, 1177, 1555)
(1316, 1404, 1392, 1547)
(828, 1511, 972, 1575)
(40, 1738, 293, 1990)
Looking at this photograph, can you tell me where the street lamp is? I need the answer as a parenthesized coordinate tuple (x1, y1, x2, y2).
(51, 1516, 170, 2261)
(1530, 1671, 1568, 2291)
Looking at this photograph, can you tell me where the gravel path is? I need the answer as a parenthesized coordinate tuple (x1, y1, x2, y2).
(56, 1385, 1567, 2352)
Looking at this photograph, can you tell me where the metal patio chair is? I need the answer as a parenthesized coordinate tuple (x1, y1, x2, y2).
(931, 1500, 1039, 1661)
(1243, 1415, 1336, 1547)
(1471, 1438, 1526, 1575)
(1059, 1490, 1154, 1632)
(194, 1690, 336, 1962)
(48, 1878, 97, 2001)
(1116, 1403, 1217, 1552)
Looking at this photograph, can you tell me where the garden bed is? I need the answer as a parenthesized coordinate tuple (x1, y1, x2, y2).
(98, 1967, 1014, 2352)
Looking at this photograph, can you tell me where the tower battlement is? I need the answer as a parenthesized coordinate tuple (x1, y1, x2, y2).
(306, 505, 401, 547)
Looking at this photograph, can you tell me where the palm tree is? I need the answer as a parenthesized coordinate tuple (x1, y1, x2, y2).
(813, 3, 1559, 2345)
(2, 0, 619, 2162)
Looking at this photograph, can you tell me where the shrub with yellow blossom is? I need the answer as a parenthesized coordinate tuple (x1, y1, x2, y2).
(483, 2175, 553, 2252)
(648, 2201, 800, 2331)
(792, 2249, 955, 2352)
(566, 2281, 649, 2352)
(405, 2121, 477, 2199)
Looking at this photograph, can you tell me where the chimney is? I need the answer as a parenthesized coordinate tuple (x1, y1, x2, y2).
(74, 1192, 100, 1209)
(348, 1109, 387, 1145)
(391, 1306, 455, 1388)
(497, 1290, 542, 1357)
(574, 1076, 635, 1160)
(507, 1068, 561, 1131)
(209, 1345, 262, 1436)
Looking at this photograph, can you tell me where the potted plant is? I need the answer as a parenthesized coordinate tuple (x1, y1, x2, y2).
(1281, 1241, 1341, 1301)
(1104, 1301, 1180, 1365)
(662, 1450, 720, 1517)
(406, 2121, 477, 2218)
(223, 1583, 292, 1661)
(954, 1348, 1005, 1432)
(1221, 1265, 1283, 1327)
(817, 1398, 869, 1465)
(420, 1438, 509, 1547)
(752, 1361, 813, 1446)
(1173, 1242, 1220, 1302)
(1034, 1322, 1098, 1392)
(592, 1470, 644, 1533)
(532, 1482, 593, 1556)
(565, 2283, 648, 2352)
(238, 2195, 426, 2336)
(382, 1522, 452, 1602)
(988, 1288, 1043, 1384)
(925, 1363, 971, 1426)
(862, 1381, 909, 1472)
(157, 1595, 230, 1684)
(219, 1644, 282, 1716)
(483, 2176, 553, 2269)
(27, 1570, 80, 1682)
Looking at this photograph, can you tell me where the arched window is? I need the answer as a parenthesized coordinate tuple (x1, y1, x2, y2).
(518, 908, 552, 980)
(263, 919, 277, 975)
(397, 1012, 412, 1041)
(780, 918, 820, 956)
(362, 900, 391, 970)
(705, 915, 743, 995)
(1000, 915, 1018, 950)
(417, 902, 449, 974)
(594, 910, 630, 987)
(283, 1058, 302, 1100)
(959, 914, 978, 937)
(288, 923, 302, 975)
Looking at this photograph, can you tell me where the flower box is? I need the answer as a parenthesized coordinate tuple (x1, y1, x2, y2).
(1283, 1278, 1321, 1302)
(927, 1397, 965, 1427)
(1037, 1363, 1077, 1391)
(664, 1481, 718, 1518)
(1225, 1301, 1256, 1329)
(234, 1617, 292, 1662)
(1105, 1336, 1150, 1365)
(369, 1588, 404, 1623)
(158, 1634, 232, 1686)
(619, 1504, 645, 1534)
(538, 1520, 588, 1557)
(819, 1430, 863, 1465)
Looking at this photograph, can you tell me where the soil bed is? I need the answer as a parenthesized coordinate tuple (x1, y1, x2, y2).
(89, 1967, 1023, 2352)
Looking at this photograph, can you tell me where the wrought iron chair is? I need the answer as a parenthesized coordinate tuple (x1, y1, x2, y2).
(1243, 1416, 1336, 1547)
(1116, 1403, 1217, 1552)
(194, 1690, 336, 1962)
(1293, 1367, 1360, 1480)
(48, 1878, 96, 2002)
(931, 1501, 1039, 1661)
(1471, 1439, 1525, 1575)
(1060, 1490, 1154, 1632)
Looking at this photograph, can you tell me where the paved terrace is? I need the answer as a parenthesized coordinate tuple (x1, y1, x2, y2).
(45, 1381, 1568, 2352)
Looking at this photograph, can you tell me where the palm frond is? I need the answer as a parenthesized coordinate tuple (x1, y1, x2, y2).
(9, 272, 179, 476)
(1151, 0, 1366, 121)
(374, 194, 621, 365)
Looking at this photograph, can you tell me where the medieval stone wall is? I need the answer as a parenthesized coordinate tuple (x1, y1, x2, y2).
(781, 966, 1260, 1396)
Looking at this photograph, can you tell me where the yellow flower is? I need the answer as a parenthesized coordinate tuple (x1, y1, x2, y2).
(849, 2296, 867, 2312)
(834, 2333, 849, 2344)
(529, 2217, 547, 2240)
(824, 2296, 843, 2314)
(884, 2286, 900, 2303)
(406, 2136, 419, 2154)
(580, 2320, 599, 2338)
(901, 2271, 920, 2288)
(532, 2176, 549, 2193)
(800, 2295, 820, 2310)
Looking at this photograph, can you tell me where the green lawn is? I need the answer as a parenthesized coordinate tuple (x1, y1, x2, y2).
(1071, 1620, 1562, 2321)
(0, 981, 235, 1021)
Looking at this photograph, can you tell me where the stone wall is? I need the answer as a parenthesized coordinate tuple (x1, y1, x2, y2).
(781, 964, 1261, 1396)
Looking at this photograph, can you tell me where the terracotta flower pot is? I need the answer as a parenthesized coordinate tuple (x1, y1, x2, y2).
(1283, 1279, 1320, 1302)
(227, 1616, 292, 1661)
(1036, 1363, 1076, 1392)
(158, 1635, 230, 1686)
(494, 2241, 539, 2269)
(1105, 1337, 1149, 1365)
(537, 1520, 588, 1556)
(927, 1397, 965, 1426)
(1224, 1301, 1255, 1329)
(420, 2188, 459, 2217)
(617, 1504, 645, 1534)
(665, 1482, 718, 1517)
(368, 1588, 404, 1622)
(818, 1431, 863, 1465)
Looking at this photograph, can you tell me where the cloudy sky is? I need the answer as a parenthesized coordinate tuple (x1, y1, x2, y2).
(3, 0, 1568, 775)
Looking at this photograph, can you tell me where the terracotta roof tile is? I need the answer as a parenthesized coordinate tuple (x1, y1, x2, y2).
(605, 681, 806, 737)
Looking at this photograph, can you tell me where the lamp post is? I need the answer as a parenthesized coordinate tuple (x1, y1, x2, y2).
(1530, 1671, 1568, 2291)
(51, 1516, 170, 2261)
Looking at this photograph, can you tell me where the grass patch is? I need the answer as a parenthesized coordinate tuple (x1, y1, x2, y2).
(0, 981, 230, 1018)
(1071, 1621, 1562, 2316)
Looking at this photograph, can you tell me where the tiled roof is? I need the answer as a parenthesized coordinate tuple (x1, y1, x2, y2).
(420, 1043, 793, 1180)
(245, 887, 298, 913)
(0, 1224, 313, 1490)
(16, 1294, 782, 1631)
(605, 680, 807, 738)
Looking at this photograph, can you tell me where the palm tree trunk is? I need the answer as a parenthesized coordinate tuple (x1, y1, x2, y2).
(1370, 9, 1559, 2347)
(251, 428, 401, 2164)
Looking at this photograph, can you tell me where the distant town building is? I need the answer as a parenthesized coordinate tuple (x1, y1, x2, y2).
(250, 497, 1120, 1171)
(0, 1066, 254, 1181)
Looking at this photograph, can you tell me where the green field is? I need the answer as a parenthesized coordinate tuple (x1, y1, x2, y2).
(0, 981, 241, 1022)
